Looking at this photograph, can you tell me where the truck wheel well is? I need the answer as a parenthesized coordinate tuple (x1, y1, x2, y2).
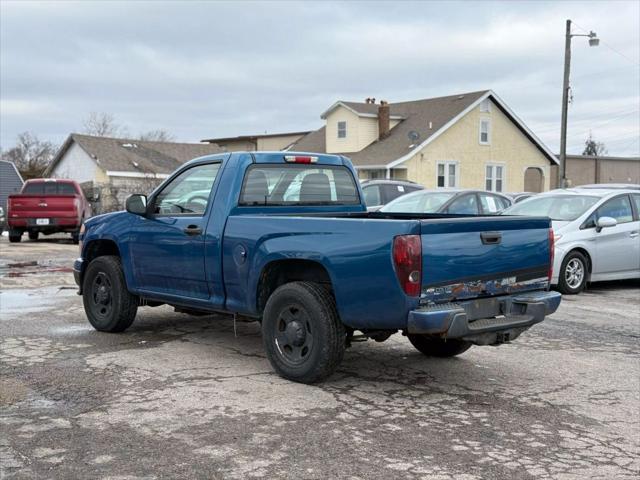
(566, 248, 592, 276)
(257, 260, 332, 313)
(85, 239, 120, 263)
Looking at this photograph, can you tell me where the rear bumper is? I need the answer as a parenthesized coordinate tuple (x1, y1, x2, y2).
(9, 217, 80, 232)
(407, 291, 561, 345)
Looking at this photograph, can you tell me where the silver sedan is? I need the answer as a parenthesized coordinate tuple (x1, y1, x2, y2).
(503, 188, 640, 294)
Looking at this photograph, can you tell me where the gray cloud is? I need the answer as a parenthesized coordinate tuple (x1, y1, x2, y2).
(1, 0, 638, 155)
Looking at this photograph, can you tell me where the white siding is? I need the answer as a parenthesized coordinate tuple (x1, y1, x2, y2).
(51, 142, 106, 183)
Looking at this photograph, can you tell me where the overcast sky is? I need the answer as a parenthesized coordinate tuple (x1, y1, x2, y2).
(1, 0, 638, 155)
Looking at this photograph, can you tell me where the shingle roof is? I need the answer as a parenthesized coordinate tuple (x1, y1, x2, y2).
(47, 133, 223, 176)
(295, 90, 558, 167)
(290, 126, 327, 153)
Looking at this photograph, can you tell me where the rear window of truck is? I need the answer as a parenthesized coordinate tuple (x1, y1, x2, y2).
(240, 164, 360, 206)
(22, 182, 77, 195)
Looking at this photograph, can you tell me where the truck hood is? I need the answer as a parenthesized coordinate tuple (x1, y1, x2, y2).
(84, 210, 128, 227)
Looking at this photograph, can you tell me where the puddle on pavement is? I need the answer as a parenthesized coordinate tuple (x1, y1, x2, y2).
(0, 287, 78, 318)
(0, 260, 73, 278)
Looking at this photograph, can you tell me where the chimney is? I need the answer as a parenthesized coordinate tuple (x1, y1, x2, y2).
(378, 100, 390, 140)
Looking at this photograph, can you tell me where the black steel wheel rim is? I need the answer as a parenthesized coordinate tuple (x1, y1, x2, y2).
(274, 304, 314, 367)
(91, 272, 113, 319)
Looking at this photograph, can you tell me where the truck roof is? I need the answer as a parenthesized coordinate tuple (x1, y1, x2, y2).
(184, 151, 350, 168)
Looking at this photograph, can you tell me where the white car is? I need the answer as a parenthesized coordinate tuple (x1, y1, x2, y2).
(503, 188, 640, 294)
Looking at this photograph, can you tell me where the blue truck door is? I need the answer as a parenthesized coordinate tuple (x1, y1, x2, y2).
(128, 162, 222, 300)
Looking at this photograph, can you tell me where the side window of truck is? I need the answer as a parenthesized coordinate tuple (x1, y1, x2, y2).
(152, 163, 221, 216)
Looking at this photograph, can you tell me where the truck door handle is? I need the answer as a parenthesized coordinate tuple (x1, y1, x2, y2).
(183, 225, 202, 236)
(480, 232, 502, 245)
(630, 231, 639, 238)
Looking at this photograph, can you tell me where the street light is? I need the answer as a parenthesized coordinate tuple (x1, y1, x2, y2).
(559, 19, 599, 188)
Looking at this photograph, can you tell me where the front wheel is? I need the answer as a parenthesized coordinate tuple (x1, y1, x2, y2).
(407, 335, 472, 357)
(557, 251, 588, 294)
(262, 281, 346, 384)
(82, 256, 138, 332)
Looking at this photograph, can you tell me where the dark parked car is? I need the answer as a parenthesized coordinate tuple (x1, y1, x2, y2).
(379, 189, 512, 215)
(361, 179, 423, 207)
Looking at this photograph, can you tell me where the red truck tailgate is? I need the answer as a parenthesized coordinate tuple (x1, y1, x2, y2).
(9, 195, 79, 221)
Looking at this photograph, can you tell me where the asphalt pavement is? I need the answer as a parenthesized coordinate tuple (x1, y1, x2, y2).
(1, 235, 638, 479)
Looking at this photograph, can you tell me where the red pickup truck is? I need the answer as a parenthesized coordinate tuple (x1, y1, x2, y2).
(7, 179, 92, 244)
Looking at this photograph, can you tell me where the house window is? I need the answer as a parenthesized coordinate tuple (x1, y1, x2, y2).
(485, 164, 504, 192)
(479, 119, 491, 145)
(437, 162, 458, 188)
(337, 121, 347, 139)
(368, 169, 386, 180)
(480, 98, 491, 113)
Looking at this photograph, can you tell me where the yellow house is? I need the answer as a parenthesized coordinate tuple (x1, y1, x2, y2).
(293, 90, 558, 193)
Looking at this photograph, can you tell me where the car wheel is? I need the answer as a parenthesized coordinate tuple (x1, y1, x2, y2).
(407, 335, 472, 357)
(71, 231, 80, 244)
(262, 281, 346, 384)
(82, 255, 138, 332)
(557, 251, 588, 294)
(28, 230, 39, 241)
(9, 230, 22, 243)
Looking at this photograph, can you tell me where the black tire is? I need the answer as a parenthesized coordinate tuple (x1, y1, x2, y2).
(28, 230, 39, 241)
(71, 231, 80, 244)
(557, 251, 588, 294)
(82, 255, 138, 332)
(262, 281, 346, 384)
(407, 335, 472, 357)
(9, 230, 21, 243)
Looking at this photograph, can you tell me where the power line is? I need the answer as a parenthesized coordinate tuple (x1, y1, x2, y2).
(572, 21, 640, 67)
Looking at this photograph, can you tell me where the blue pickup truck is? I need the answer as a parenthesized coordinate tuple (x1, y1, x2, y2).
(75, 152, 561, 383)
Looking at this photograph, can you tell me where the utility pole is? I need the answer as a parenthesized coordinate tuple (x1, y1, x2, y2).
(558, 20, 599, 189)
(559, 19, 572, 189)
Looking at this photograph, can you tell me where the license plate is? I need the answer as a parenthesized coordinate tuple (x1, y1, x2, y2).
(36, 218, 49, 225)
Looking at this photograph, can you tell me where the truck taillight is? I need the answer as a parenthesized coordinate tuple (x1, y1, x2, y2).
(283, 155, 317, 164)
(392, 235, 422, 297)
(548, 227, 555, 282)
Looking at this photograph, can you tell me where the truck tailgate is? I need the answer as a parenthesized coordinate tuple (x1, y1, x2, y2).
(420, 216, 551, 303)
(9, 195, 79, 219)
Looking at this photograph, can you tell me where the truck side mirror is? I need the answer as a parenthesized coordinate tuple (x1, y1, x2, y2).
(126, 194, 147, 216)
(595, 216, 617, 232)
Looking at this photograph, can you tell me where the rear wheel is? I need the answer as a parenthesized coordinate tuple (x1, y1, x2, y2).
(28, 230, 39, 241)
(82, 256, 138, 332)
(407, 335, 472, 357)
(262, 281, 346, 383)
(71, 230, 80, 244)
(557, 251, 587, 294)
(9, 229, 22, 243)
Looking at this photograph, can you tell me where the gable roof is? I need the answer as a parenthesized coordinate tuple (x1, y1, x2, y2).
(321, 101, 405, 120)
(296, 90, 558, 168)
(201, 130, 311, 144)
(47, 133, 223, 177)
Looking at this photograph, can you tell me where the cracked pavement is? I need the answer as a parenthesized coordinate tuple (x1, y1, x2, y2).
(1, 235, 639, 479)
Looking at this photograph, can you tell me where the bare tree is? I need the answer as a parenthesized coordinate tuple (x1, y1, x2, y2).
(83, 112, 128, 137)
(138, 129, 176, 142)
(1, 132, 58, 179)
(583, 132, 607, 156)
